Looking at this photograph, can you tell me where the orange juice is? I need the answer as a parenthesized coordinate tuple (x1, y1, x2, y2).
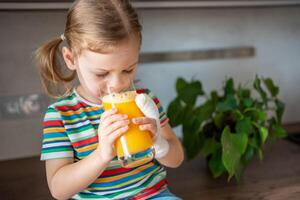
(102, 91, 154, 168)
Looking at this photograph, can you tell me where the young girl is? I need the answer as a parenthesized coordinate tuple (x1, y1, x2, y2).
(35, 0, 184, 199)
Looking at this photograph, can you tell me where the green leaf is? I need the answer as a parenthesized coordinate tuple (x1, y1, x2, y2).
(237, 87, 251, 98)
(167, 98, 185, 127)
(257, 149, 264, 160)
(253, 75, 268, 105)
(257, 111, 267, 121)
(216, 95, 238, 112)
(182, 117, 204, 160)
(258, 126, 268, 144)
(201, 138, 220, 157)
(263, 78, 279, 97)
(254, 101, 265, 109)
(208, 148, 226, 178)
(182, 129, 202, 160)
(271, 124, 288, 138)
(241, 146, 254, 165)
(275, 99, 285, 123)
(249, 137, 260, 149)
(178, 80, 204, 105)
(242, 98, 254, 108)
(211, 90, 219, 103)
(213, 112, 224, 129)
(184, 110, 203, 131)
(231, 109, 244, 121)
(244, 108, 266, 122)
(224, 78, 235, 96)
(194, 100, 215, 122)
(182, 105, 196, 128)
(235, 117, 252, 134)
(234, 162, 245, 182)
(221, 126, 248, 178)
(176, 77, 188, 94)
(234, 134, 248, 155)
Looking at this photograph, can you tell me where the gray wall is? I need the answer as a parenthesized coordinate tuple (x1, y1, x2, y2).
(0, 6, 300, 160)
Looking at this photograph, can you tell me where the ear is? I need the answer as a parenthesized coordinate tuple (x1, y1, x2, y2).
(62, 47, 76, 71)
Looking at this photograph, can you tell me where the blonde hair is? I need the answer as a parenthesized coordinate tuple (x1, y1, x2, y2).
(35, 0, 142, 98)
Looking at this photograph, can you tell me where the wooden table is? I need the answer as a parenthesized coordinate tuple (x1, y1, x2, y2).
(0, 139, 299, 200)
(167, 139, 300, 199)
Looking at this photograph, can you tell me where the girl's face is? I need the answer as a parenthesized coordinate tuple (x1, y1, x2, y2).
(69, 38, 140, 103)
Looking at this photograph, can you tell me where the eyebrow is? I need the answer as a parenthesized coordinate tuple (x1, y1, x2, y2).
(95, 61, 138, 72)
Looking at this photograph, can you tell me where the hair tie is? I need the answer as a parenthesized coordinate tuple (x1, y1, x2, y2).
(60, 34, 66, 41)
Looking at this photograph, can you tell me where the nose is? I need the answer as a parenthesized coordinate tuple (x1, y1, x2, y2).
(106, 75, 125, 93)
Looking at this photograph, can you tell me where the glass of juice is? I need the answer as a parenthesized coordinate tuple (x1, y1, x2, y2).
(102, 86, 155, 168)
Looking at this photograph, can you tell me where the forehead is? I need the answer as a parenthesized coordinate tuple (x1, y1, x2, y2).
(78, 39, 140, 71)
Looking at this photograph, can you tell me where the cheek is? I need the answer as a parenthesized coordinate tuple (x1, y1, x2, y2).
(122, 73, 135, 89)
(125, 69, 137, 82)
(97, 82, 108, 97)
(80, 74, 105, 96)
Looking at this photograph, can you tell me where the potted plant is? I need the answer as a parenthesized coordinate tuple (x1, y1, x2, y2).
(167, 75, 287, 181)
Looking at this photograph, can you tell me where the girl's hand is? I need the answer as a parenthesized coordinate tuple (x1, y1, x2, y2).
(132, 117, 158, 139)
(132, 115, 169, 159)
(96, 108, 129, 163)
(134, 93, 170, 159)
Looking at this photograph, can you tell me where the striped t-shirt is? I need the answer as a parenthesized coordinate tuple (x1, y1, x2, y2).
(40, 88, 169, 200)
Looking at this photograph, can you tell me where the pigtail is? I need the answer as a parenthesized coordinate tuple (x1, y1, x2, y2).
(35, 37, 76, 98)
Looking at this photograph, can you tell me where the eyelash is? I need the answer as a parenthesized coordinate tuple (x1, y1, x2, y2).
(96, 69, 134, 77)
(124, 69, 134, 74)
(96, 73, 107, 77)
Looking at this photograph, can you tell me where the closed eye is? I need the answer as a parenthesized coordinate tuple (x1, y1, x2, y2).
(96, 72, 108, 77)
(123, 69, 134, 74)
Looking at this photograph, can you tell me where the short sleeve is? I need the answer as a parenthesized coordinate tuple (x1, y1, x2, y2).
(40, 106, 74, 160)
(137, 88, 169, 128)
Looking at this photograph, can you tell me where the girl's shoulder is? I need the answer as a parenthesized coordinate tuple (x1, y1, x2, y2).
(136, 87, 160, 100)
(136, 88, 150, 94)
(136, 87, 156, 97)
(46, 91, 79, 111)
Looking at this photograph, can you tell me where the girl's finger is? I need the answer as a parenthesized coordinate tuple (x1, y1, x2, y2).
(108, 126, 129, 143)
(132, 117, 156, 125)
(103, 119, 130, 134)
(100, 108, 118, 121)
(101, 114, 128, 128)
(139, 124, 157, 136)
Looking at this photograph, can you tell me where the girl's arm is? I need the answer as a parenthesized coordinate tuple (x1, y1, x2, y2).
(46, 149, 109, 200)
(156, 123, 184, 168)
(45, 108, 129, 199)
